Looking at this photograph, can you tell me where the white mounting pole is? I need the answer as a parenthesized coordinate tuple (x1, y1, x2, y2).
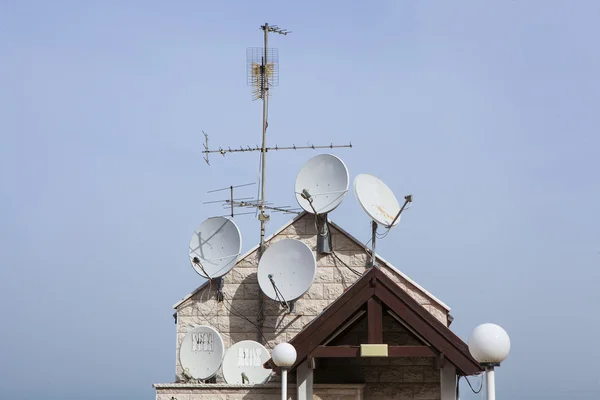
(281, 368, 288, 400)
(371, 220, 377, 267)
(259, 22, 269, 256)
(486, 366, 496, 400)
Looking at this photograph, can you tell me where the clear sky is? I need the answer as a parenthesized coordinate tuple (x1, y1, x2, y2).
(1, 1, 599, 399)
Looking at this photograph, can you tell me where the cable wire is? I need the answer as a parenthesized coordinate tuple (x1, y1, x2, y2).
(331, 250, 363, 277)
(221, 295, 273, 349)
(461, 375, 484, 394)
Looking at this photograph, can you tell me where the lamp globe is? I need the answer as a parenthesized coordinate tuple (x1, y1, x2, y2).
(468, 323, 511, 365)
(272, 342, 297, 368)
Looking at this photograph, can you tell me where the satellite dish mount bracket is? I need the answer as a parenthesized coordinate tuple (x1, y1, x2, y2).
(217, 277, 225, 302)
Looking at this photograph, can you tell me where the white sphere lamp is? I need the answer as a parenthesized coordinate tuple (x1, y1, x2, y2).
(468, 323, 511, 365)
(468, 323, 510, 400)
(271, 342, 297, 400)
(272, 342, 297, 368)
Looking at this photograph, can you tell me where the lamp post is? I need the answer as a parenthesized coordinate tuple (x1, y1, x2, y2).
(272, 342, 297, 400)
(468, 323, 511, 400)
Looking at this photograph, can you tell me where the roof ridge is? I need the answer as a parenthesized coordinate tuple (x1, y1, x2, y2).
(173, 212, 450, 312)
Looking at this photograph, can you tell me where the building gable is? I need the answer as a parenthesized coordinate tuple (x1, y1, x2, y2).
(172, 212, 454, 382)
(264, 266, 482, 377)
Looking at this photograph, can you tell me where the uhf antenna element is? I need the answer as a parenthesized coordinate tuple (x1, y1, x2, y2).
(202, 131, 210, 165)
(204, 182, 256, 218)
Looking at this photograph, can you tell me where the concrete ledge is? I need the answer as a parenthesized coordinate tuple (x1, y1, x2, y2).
(153, 383, 366, 390)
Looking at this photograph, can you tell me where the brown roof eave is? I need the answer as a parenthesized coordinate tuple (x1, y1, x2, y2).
(263, 267, 482, 376)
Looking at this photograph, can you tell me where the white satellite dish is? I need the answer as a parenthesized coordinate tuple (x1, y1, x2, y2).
(222, 340, 272, 384)
(353, 174, 401, 228)
(189, 216, 242, 279)
(179, 325, 225, 380)
(295, 154, 349, 214)
(257, 239, 316, 303)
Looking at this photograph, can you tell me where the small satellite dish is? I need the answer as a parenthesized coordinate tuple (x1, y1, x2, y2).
(354, 174, 401, 228)
(257, 239, 316, 302)
(222, 340, 272, 384)
(295, 154, 349, 214)
(179, 325, 225, 380)
(189, 217, 242, 279)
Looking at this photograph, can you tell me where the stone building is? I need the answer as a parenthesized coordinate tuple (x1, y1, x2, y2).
(153, 212, 482, 399)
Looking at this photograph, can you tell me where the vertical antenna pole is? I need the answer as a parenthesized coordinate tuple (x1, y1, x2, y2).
(259, 23, 269, 256)
(230, 186, 234, 218)
(256, 22, 270, 346)
(371, 221, 377, 267)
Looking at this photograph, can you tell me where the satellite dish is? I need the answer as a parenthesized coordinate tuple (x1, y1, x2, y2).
(179, 325, 225, 380)
(295, 154, 349, 214)
(222, 340, 272, 384)
(189, 217, 242, 279)
(257, 239, 316, 302)
(353, 174, 401, 228)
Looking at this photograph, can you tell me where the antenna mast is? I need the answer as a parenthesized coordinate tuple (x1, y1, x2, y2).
(258, 22, 288, 256)
(199, 23, 354, 345)
(201, 23, 352, 251)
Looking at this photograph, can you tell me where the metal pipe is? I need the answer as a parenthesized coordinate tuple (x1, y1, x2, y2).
(256, 22, 269, 346)
(388, 195, 412, 228)
(230, 186, 234, 218)
(486, 366, 496, 400)
(281, 368, 288, 400)
(259, 23, 269, 255)
(371, 220, 377, 267)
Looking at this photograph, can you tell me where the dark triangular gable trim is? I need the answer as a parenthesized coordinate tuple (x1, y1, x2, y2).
(264, 267, 482, 376)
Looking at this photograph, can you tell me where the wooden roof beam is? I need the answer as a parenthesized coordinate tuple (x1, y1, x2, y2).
(310, 345, 436, 358)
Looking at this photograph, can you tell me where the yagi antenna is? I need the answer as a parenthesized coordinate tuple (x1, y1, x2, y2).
(226, 200, 302, 216)
(202, 142, 353, 162)
(202, 131, 210, 165)
(204, 182, 257, 218)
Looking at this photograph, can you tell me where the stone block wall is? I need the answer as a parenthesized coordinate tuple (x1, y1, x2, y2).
(315, 357, 440, 400)
(174, 214, 449, 385)
(314, 312, 441, 399)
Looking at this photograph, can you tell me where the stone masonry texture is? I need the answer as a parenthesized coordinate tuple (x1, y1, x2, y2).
(168, 214, 447, 399)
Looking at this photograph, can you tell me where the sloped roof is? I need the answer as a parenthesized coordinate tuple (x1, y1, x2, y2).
(264, 266, 482, 376)
(173, 212, 450, 312)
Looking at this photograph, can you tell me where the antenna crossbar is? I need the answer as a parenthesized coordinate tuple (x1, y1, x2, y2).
(202, 142, 353, 160)
(207, 182, 256, 194)
(227, 200, 301, 215)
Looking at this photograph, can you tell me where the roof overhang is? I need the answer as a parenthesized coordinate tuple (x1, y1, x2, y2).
(264, 266, 482, 376)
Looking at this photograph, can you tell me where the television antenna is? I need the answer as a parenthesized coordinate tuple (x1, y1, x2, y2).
(226, 200, 302, 216)
(199, 22, 353, 345)
(200, 22, 353, 257)
(203, 182, 257, 218)
(203, 182, 301, 218)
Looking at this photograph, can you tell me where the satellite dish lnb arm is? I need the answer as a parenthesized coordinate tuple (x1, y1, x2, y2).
(388, 194, 413, 228)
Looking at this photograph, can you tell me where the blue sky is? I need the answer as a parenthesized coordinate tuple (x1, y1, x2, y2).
(1, 1, 599, 399)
